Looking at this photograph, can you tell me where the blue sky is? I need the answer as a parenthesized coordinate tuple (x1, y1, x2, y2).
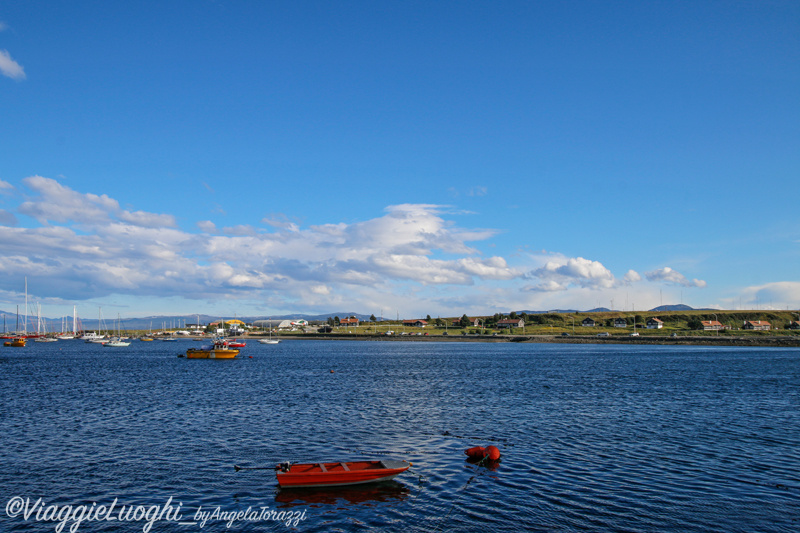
(1, 1, 798, 320)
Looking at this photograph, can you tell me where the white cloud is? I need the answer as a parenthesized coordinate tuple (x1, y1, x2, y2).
(222, 224, 257, 236)
(526, 280, 567, 292)
(530, 256, 617, 290)
(118, 210, 177, 228)
(0, 49, 26, 81)
(0, 180, 522, 311)
(1, 176, 741, 316)
(197, 220, 217, 233)
(310, 284, 331, 295)
(739, 281, 800, 309)
(19, 175, 177, 229)
(262, 214, 300, 232)
(19, 176, 118, 224)
(645, 267, 706, 288)
(0, 179, 14, 193)
(624, 269, 642, 283)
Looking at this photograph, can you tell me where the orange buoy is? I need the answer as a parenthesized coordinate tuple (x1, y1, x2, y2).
(485, 445, 501, 461)
(464, 446, 486, 460)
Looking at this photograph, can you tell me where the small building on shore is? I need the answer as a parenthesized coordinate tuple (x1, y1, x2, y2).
(403, 319, 428, 328)
(613, 318, 628, 328)
(646, 318, 664, 329)
(452, 317, 481, 327)
(743, 320, 771, 331)
(340, 317, 359, 327)
(497, 318, 525, 329)
(701, 320, 726, 331)
(582, 317, 596, 327)
(788, 321, 800, 330)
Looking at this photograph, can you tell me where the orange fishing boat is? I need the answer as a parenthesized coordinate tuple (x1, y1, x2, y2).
(3, 337, 26, 347)
(275, 460, 411, 488)
(185, 339, 239, 359)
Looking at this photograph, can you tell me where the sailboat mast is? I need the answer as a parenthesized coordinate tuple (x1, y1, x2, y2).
(24, 277, 28, 335)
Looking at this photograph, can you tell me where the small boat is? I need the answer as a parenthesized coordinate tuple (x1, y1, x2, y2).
(104, 315, 131, 347)
(35, 336, 59, 343)
(275, 460, 411, 488)
(186, 339, 240, 359)
(227, 339, 246, 348)
(4, 337, 26, 347)
(104, 338, 131, 347)
(259, 326, 280, 344)
(81, 332, 106, 342)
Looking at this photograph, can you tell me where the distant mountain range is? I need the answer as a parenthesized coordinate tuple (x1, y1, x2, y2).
(0, 305, 714, 332)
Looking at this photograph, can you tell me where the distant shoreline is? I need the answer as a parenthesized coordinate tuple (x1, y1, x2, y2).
(262, 333, 800, 348)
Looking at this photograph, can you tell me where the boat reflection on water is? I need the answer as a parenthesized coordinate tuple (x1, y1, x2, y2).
(274, 480, 411, 507)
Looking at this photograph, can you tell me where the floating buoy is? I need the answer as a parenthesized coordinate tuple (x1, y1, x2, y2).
(464, 445, 501, 463)
(464, 446, 486, 460)
(485, 445, 501, 461)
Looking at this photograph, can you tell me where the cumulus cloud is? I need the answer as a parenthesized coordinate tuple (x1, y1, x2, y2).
(18, 176, 177, 230)
(624, 269, 642, 283)
(0, 179, 521, 309)
(0, 179, 14, 193)
(3, 176, 723, 315)
(529, 256, 617, 290)
(645, 267, 706, 288)
(19, 176, 118, 224)
(197, 220, 217, 233)
(0, 49, 26, 80)
(739, 281, 800, 309)
(527, 280, 566, 292)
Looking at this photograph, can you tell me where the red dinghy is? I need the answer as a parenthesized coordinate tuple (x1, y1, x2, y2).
(276, 460, 411, 488)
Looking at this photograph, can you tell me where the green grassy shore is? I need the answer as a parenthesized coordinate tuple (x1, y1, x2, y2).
(141, 310, 800, 348)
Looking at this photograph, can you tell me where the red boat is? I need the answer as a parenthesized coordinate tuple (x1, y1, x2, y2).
(227, 339, 246, 348)
(275, 460, 411, 488)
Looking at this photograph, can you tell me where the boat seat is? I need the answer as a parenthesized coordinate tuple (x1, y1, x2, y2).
(340, 463, 350, 471)
(318, 463, 327, 472)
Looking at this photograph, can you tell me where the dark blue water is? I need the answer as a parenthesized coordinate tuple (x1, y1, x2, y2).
(1, 340, 798, 532)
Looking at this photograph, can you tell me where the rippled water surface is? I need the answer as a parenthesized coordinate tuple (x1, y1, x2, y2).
(1, 340, 798, 532)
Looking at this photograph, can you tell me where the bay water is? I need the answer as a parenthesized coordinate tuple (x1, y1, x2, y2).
(1, 340, 798, 532)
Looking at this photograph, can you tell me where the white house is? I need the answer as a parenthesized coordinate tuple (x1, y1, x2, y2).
(646, 318, 664, 329)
